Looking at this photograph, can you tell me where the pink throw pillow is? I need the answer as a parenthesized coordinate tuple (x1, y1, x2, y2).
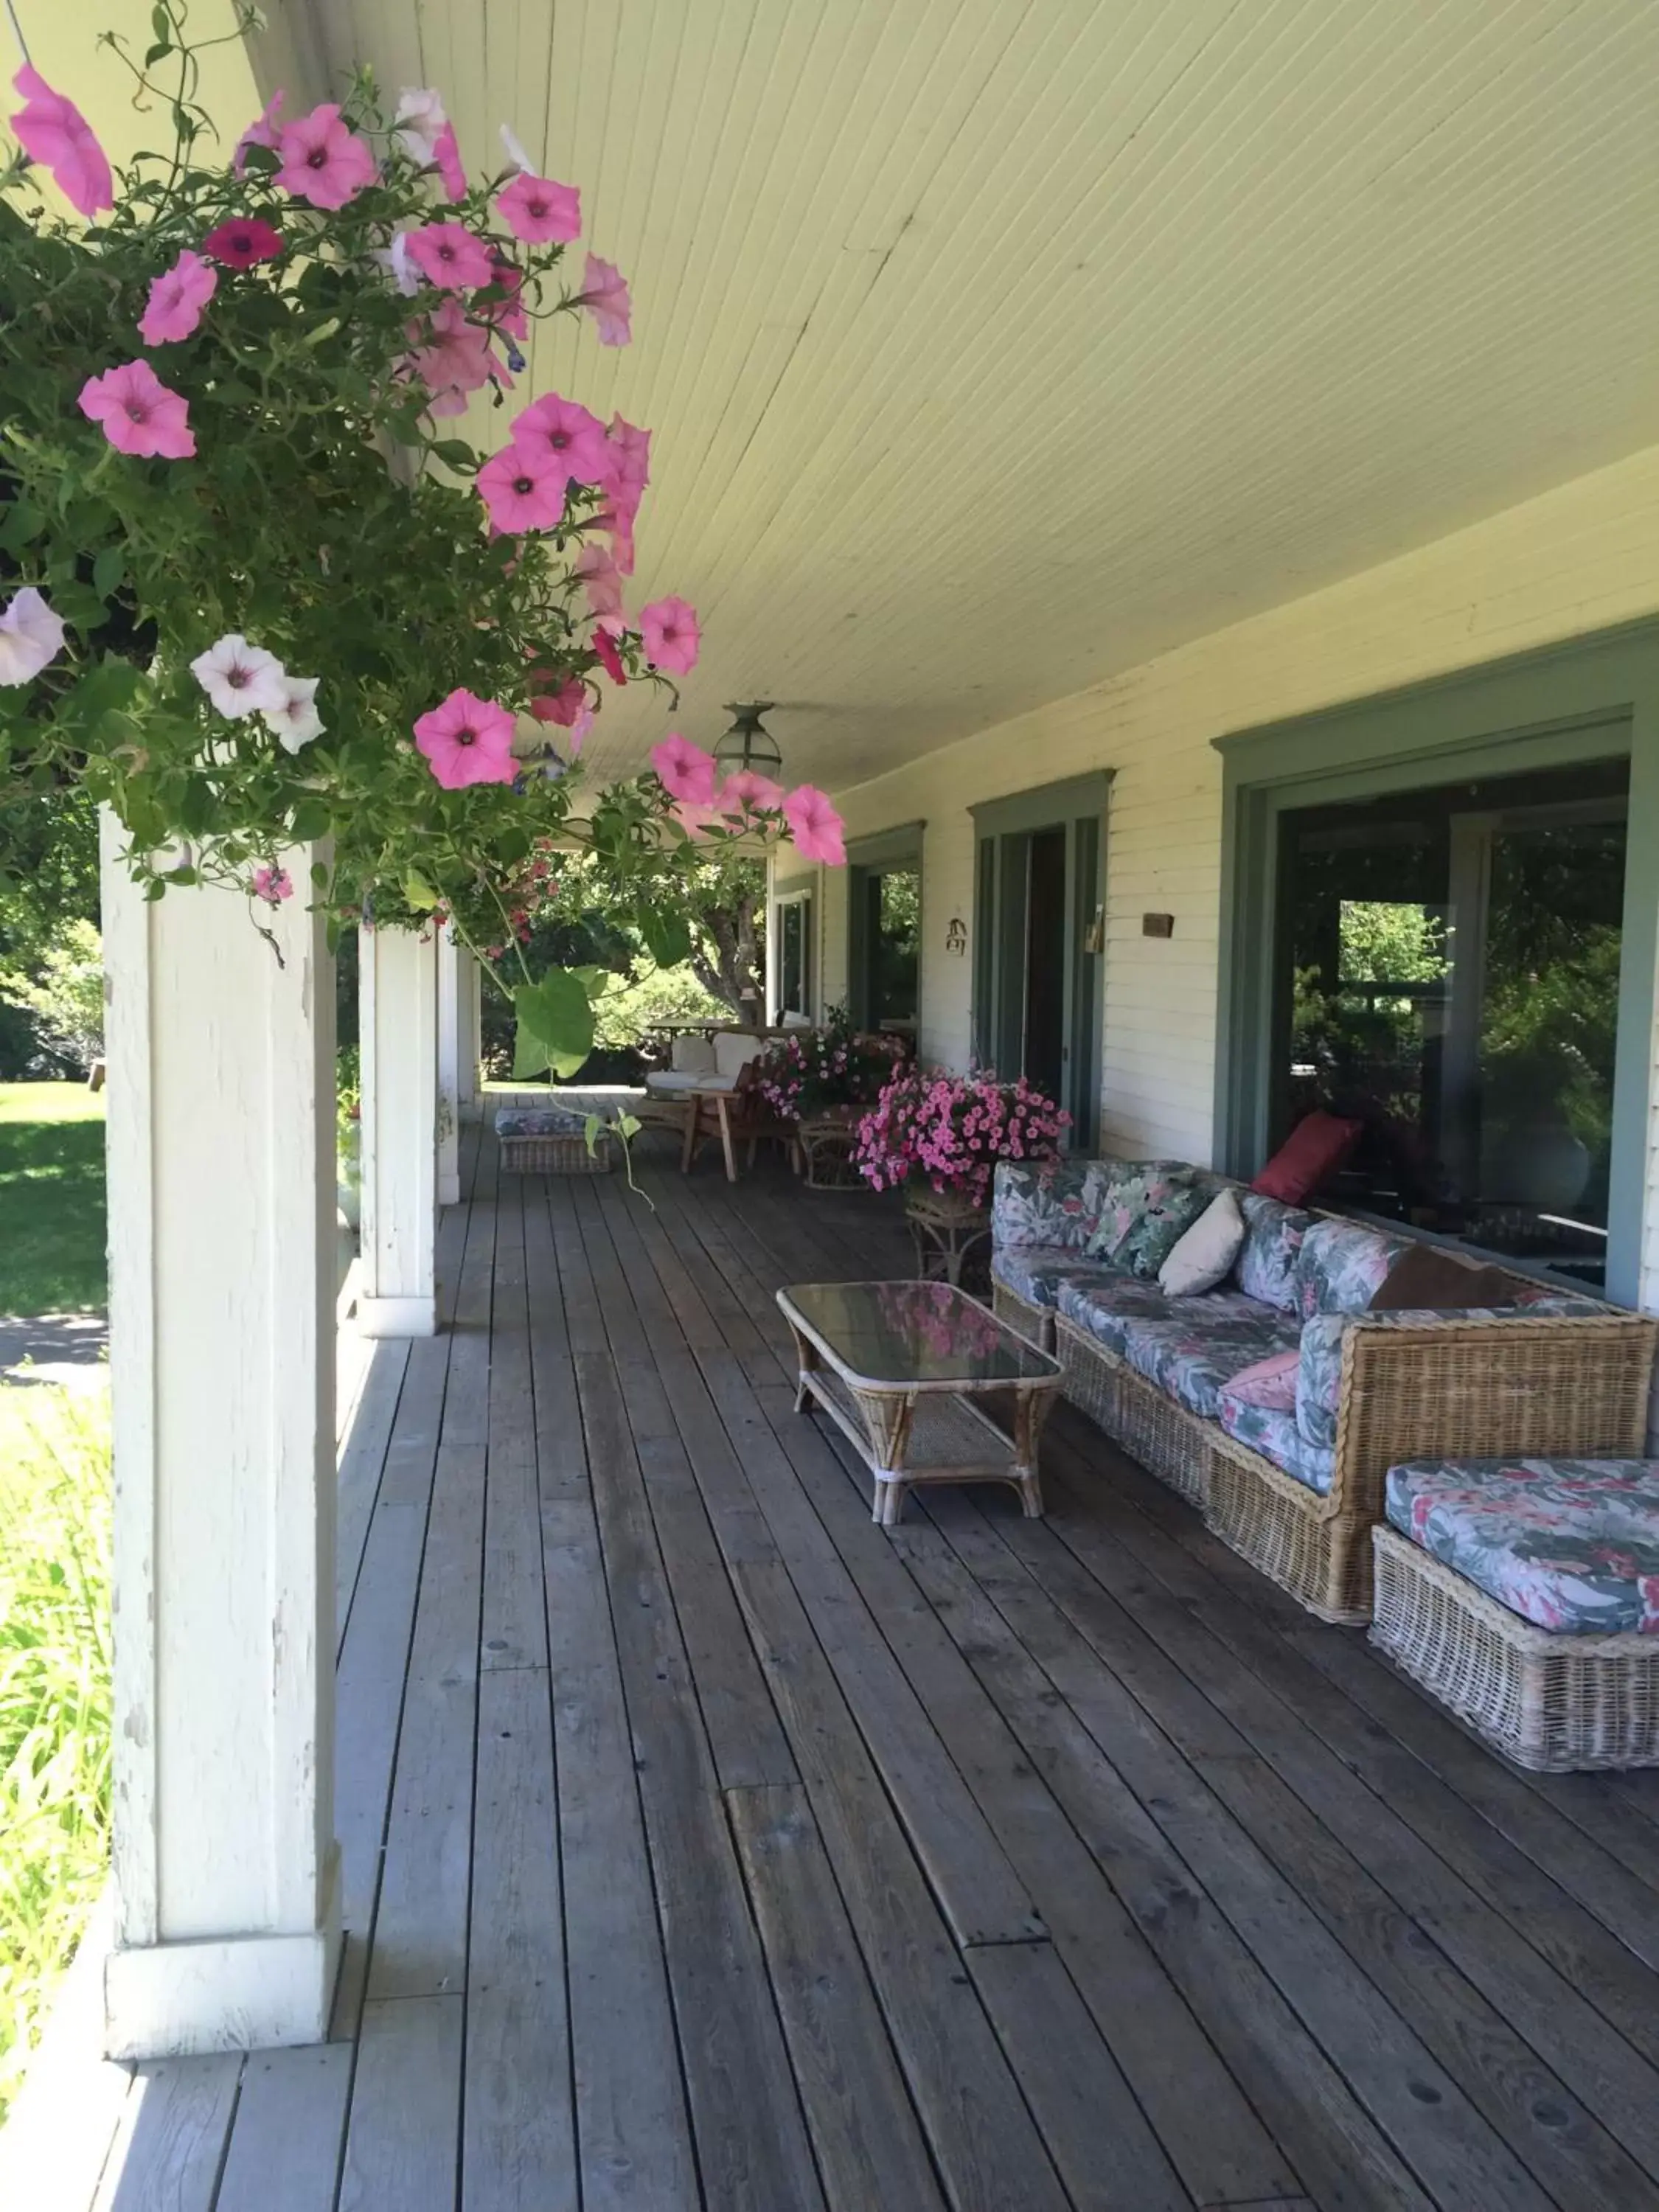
(1251, 1110, 1362, 1203)
(1221, 1349, 1299, 1412)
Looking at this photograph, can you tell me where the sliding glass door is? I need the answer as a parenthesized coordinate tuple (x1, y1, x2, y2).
(1275, 756, 1628, 1286)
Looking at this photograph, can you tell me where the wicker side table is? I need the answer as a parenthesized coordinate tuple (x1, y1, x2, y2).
(905, 1187, 992, 1289)
(796, 1113, 867, 1190)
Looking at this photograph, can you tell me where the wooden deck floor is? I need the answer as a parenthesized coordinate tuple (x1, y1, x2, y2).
(50, 1124, 1659, 2211)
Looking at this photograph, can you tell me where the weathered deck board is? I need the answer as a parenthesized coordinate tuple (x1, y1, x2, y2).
(49, 1141, 1659, 2212)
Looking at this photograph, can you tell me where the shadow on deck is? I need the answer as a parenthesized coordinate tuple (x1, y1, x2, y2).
(30, 1123, 1659, 2211)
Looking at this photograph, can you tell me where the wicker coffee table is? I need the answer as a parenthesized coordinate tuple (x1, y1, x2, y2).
(776, 1279, 1062, 1526)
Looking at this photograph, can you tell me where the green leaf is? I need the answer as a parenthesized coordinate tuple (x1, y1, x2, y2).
(639, 906, 692, 968)
(150, 2, 170, 40)
(0, 501, 43, 551)
(403, 866, 439, 910)
(92, 546, 125, 603)
(291, 799, 332, 842)
(145, 41, 171, 65)
(429, 440, 476, 470)
(512, 969, 594, 1081)
(584, 1113, 602, 1154)
(617, 1113, 641, 1141)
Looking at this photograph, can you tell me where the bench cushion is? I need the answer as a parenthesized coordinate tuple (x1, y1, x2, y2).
(1117, 1310, 1303, 1421)
(1292, 1217, 1411, 1321)
(1234, 1192, 1318, 1313)
(1057, 1276, 1273, 1359)
(991, 1158, 1115, 1252)
(495, 1106, 587, 1137)
(1217, 1380, 1335, 1496)
(1385, 1458, 1659, 1635)
(994, 1247, 1119, 1313)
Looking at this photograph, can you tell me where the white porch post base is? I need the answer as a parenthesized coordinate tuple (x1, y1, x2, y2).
(359, 924, 439, 1335)
(104, 1860, 341, 2059)
(435, 925, 462, 1207)
(101, 817, 338, 2062)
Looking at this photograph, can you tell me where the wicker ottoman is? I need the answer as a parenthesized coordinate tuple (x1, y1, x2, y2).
(1370, 1457, 1659, 1771)
(494, 1107, 612, 1175)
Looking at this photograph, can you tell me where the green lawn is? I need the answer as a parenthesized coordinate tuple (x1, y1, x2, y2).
(0, 1085, 107, 1319)
(0, 1384, 111, 2124)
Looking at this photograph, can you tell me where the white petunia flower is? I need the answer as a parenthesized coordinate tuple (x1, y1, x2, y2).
(499, 122, 534, 174)
(264, 673, 324, 753)
(190, 633, 288, 720)
(0, 587, 66, 686)
(393, 88, 448, 165)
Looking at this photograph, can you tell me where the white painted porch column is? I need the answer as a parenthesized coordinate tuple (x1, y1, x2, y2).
(457, 943, 483, 1122)
(101, 818, 339, 2059)
(435, 925, 462, 1207)
(358, 923, 439, 1337)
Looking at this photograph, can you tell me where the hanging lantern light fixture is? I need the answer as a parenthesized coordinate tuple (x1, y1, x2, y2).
(712, 700, 782, 779)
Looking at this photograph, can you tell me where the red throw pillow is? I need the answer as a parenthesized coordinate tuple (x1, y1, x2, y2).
(1251, 1111, 1363, 1204)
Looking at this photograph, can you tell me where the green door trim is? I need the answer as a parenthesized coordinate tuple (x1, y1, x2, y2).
(1212, 616, 1659, 1307)
(970, 772, 1113, 838)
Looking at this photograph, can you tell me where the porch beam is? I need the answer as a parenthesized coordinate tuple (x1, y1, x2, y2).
(100, 816, 339, 2058)
(358, 924, 439, 1337)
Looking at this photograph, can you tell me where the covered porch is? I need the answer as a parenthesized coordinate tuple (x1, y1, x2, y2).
(24, 1135, 1659, 2212)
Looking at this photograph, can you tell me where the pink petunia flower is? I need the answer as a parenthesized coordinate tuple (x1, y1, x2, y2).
(414, 687, 518, 787)
(406, 221, 495, 293)
(232, 89, 285, 175)
(407, 219, 498, 294)
(78, 361, 196, 459)
(138, 249, 217, 345)
(639, 596, 699, 675)
(201, 217, 285, 268)
(782, 785, 846, 866)
(403, 297, 505, 416)
(672, 802, 721, 841)
(565, 703, 594, 756)
(498, 170, 581, 245)
(479, 248, 528, 341)
(575, 254, 631, 346)
(591, 627, 627, 686)
(510, 392, 610, 486)
(527, 674, 588, 727)
(10, 66, 113, 220)
(651, 734, 718, 806)
(718, 769, 784, 813)
(574, 543, 625, 621)
(251, 864, 293, 904)
(275, 102, 377, 211)
(476, 441, 568, 534)
(0, 587, 66, 686)
(433, 121, 467, 200)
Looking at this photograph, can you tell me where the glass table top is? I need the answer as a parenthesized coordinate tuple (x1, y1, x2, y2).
(777, 1280, 1061, 1388)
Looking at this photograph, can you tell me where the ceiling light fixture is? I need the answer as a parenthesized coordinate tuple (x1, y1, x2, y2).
(712, 700, 781, 778)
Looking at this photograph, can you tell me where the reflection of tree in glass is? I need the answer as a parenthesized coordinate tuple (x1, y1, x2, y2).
(1480, 824, 1622, 1196)
(1291, 900, 1447, 1127)
(872, 867, 921, 1023)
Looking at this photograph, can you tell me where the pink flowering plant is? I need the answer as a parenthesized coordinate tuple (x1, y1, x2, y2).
(753, 1006, 907, 1122)
(0, 6, 845, 1080)
(855, 1066, 1070, 1209)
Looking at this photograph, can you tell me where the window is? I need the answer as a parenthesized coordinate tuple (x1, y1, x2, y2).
(775, 891, 813, 1020)
(856, 863, 921, 1034)
(1275, 757, 1629, 1287)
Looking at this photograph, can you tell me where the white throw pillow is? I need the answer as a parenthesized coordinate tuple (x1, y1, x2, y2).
(1158, 1187, 1246, 1298)
(712, 1030, 762, 1079)
(670, 1034, 717, 1074)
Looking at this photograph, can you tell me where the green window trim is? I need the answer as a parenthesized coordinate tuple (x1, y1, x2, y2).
(1213, 616, 1659, 1307)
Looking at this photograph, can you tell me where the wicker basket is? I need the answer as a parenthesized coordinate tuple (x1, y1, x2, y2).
(1054, 1315, 1213, 1509)
(498, 1130, 612, 1175)
(1371, 1524, 1659, 1771)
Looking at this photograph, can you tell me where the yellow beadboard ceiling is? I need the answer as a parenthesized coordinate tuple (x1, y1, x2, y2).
(21, 1, 1659, 791)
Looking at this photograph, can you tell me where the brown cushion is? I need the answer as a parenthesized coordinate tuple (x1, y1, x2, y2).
(1368, 1241, 1520, 1312)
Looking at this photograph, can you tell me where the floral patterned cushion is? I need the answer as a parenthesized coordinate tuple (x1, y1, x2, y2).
(1295, 1300, 1613, 1455)
(992, 1246, 1120, 1313)
(1057, 1276, 1273, 1357)
(1119, 1312, 1303, 1421)
(991, 1158, 1119, 1251)
(1112, 1177, 1217, 1281)
(1385, 1458, 1659, 1634)
(1217, 1386, 1335, 1495)
(1291, 1217, 1411, 1320)
(1082, 1162, 1195, 1263)
(495, 1106, 588, 1137)
(1235, 1192, 1318, 1312)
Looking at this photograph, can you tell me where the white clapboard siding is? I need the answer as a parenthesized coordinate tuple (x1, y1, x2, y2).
(824, 438, 1659, 1294)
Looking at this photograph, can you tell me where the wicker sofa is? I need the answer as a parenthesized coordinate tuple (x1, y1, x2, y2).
(990, 1157, 1658, 1624)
